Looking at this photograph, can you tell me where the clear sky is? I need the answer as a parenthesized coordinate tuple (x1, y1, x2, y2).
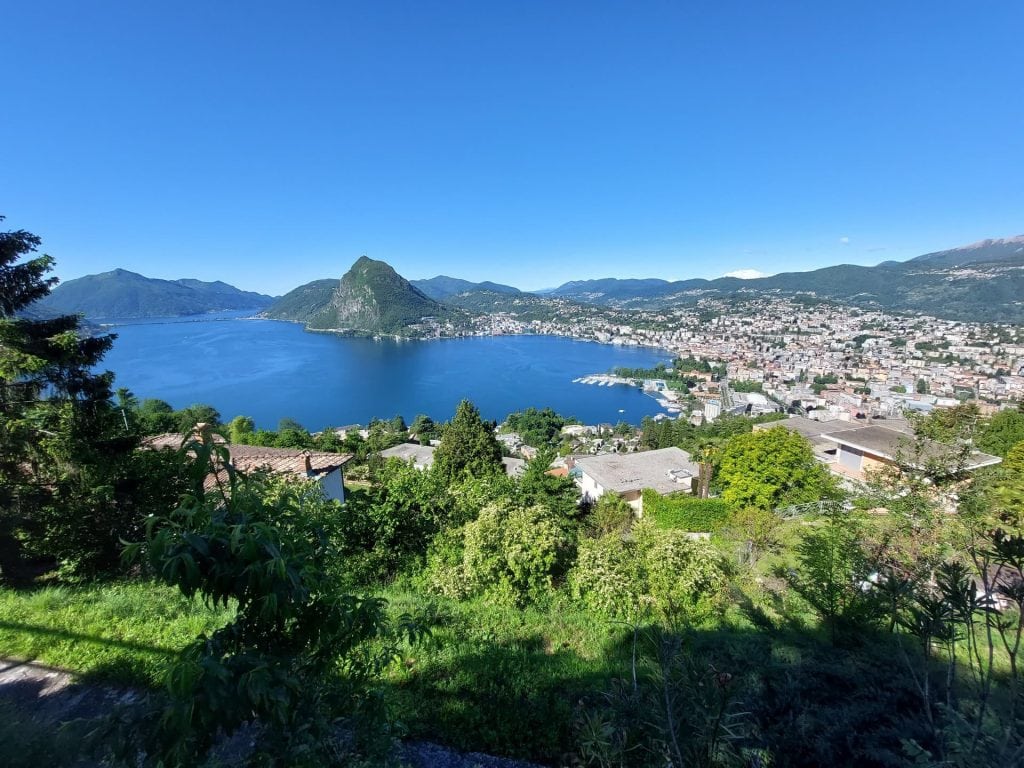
(3, 2, 1022, 295)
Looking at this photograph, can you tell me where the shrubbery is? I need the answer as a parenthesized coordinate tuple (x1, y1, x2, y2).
(425, 501, 573, 605)
(569, 519, 726, 620)
(642, 491, 731, 532)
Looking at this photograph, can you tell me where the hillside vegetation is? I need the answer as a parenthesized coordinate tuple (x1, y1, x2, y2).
(547, 235, 1024, 321)
(266, 256, 461, 335)
(34, 268, 274, 319)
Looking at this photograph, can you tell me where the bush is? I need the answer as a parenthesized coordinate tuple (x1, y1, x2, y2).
(569, 520, 726, 620)
(585, 492, 634, 537)
(116, 436, 413, 765)
(643, 490, 731, 532)
(425, 501, 573, 606)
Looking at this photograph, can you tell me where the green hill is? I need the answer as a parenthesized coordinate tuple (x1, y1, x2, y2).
(546, 234, 1024, 321)
(265, 256, 458, 335)
(411, 275, 520, 301)
(33, 269, 275, 319)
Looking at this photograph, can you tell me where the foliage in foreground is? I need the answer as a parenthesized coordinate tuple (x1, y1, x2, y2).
(107, 435, 420, 766)
(569, 520, 726, 620)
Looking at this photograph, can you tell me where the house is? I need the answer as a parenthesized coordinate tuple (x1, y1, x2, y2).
(380, 442, 436, 470)
(143, 434, 352, 502)
(379, 443, 526, 477)
(828, 425, 1001, 482)
(572, 447, 699, 513)
(758, 416, 1000, 482)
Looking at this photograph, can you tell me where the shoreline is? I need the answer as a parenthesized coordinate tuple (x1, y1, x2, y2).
(573, 373, 683, 416)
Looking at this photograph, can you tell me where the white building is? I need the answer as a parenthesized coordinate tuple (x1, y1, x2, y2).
(573, 447, 699, 513)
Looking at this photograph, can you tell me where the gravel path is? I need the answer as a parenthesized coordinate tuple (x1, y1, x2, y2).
(0, 657, 543, 768)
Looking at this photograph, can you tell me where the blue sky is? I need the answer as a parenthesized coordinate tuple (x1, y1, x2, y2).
(3, 2, 1022, 295)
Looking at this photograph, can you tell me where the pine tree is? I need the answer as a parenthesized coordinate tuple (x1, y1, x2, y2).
(433, 399, 503, 482)
(0, 218, 119, 577)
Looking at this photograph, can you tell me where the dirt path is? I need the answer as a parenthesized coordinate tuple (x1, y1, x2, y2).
(0, 657, 542, 767)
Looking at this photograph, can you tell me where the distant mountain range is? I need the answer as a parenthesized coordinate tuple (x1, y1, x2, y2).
(410, 275, 520, 301)
(544, 235, 1024, 321)
(34, 269, 275, 319)
(265, 256, 458, 334)
(33, 233, 1024, 326)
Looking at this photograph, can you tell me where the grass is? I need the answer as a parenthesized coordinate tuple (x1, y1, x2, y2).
(380, 587, 636, 763)
(0, 561, 1015, 766)
(0, 581, 232, 686)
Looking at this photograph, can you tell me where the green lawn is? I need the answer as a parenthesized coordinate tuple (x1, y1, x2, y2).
(380, 587, 638, 762)
(0, 581, 232, 686)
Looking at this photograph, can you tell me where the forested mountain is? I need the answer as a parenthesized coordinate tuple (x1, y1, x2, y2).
(545, 235, 1024, 321)
(33, 269, 275, 319)
(265, 256, 458, 334)
(411, 275, 520, 301)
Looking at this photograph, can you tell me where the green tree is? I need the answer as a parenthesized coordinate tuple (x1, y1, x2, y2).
(227, 415, 255, 443)
(366, 417, 404, 453)
(916, 377, 929, 394)
(274, 417, 312, 448)
(585, 492, 633, 538)
(504, 406, 572, 447)
(717, 427, 839, 511)
(727, 506, 783, 565)
(120, 436, 413, 765)
(336, 459, 452, 583)
(789, 507, 870, 644)
(313, 428, 343, 452)
(429, 500, 572, 605)
(989, 440, 1024, 522)
(0, 220, 121, 578)
(569, 519, 725, 620)
(410, 413, 439, 443)
(136, 398, 177, 434)
(114, 387, 138, 434)
(433, 399, 503, 482)
(977, 407, 1024, 457)
(517, 447, 579, 519)
(175, 403, 221, 432)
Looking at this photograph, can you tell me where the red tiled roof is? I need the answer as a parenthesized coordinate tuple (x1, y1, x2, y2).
(142, 434, 352, 490)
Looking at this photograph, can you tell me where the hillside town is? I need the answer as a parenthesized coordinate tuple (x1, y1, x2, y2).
(470, 294, 1024, 419)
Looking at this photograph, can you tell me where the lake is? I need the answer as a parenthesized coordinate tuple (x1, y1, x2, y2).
(99, 314, 674, 430)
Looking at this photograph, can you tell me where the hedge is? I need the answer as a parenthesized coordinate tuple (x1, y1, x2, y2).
(642, 490, 731, 532)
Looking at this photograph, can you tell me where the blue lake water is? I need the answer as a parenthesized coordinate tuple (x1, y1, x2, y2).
(99, 314, 673, 429)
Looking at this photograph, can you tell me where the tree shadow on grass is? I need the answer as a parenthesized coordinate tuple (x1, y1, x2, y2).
(386, 632, 617, 765)
(0, 619, 177, 687)
(0, 619, 177, 656)
(384, 608, 963, 768)
(0, 659, 141, 767)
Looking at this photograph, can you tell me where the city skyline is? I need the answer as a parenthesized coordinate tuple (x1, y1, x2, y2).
(4, 3, 1023, 295)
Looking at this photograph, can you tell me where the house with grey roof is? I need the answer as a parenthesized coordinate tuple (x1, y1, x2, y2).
(758, 416, 1001, 482)
(572, 447, 698, 513)
(380, 443, 526, 477)
(828, 425, 1001, 481)
(380, 442, 437, 470)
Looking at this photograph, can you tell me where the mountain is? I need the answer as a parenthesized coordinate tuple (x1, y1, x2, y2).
(544, 235, 1024, 321)
(265, 256, 454, 334)
(545, 277, 671, 304)
(411, 275, 520, 301)
(906, 235, 1024, 267)
(33, 269, 275, 319)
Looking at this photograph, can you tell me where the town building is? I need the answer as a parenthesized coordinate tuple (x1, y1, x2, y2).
(572, 446, 698, 513)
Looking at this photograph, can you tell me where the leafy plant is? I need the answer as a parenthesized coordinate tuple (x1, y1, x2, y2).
(115, 433, 420, 765)
(643, 492, 731, 533)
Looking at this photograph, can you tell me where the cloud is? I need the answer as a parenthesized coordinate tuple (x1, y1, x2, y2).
(839, 236, 850, 244)
(723, 268, 768, 280)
